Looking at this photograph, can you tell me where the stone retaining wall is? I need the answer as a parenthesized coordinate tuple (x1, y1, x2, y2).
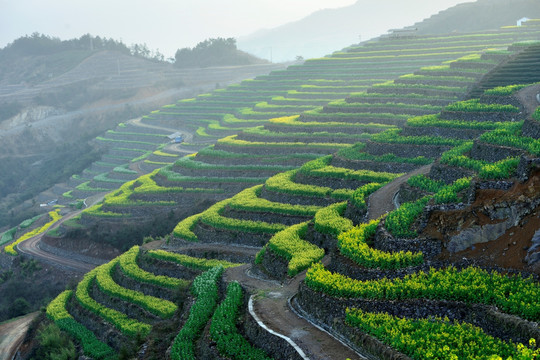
(295, 172, 370, 191)
(429, 162, 476, 184)
(260, 187, 337, 207)
(222, 207, 310, 227)
(365, 141, 451, 159)
(401, 125, 484, 139)
(522, 118, 540, 139)
(440, 110, 522, 122)
(214, 143, 338, 156)
(374, 221, 442, 259)
(517, 155, 540, 182)
(470, 141, 525, 162)
(331, 155, 420, 174)
(193, 222, 271, 247)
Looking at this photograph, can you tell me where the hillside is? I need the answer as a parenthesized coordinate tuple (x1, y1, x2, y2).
(0, 35, 286, 230)
(238, 0, 540, 62)
(2, 16, 540, 360)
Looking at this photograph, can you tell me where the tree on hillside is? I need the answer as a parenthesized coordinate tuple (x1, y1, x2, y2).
(174, 37, 267, 68)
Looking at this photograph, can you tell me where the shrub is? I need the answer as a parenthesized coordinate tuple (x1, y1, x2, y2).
(385, 196, 431, 238)
(346, 308, 517, 360)
(305, 263, 540, 321)
(262, 222, 325, 277)
(350, 182, 385, 210)
(170, 266, 223, 360)
(407, 174, 445, 193)
(47, 290, 115, 359)
(147, 249, 241, 271)
(314, 202, 353, 237)
(445, 99, 519, 113)
(210, 281, 273, 360)
(172, 213, 202, 241)
(338, 220, 423, 269)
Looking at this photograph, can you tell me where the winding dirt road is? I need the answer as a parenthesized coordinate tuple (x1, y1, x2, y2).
(0, 312, 38, 360)
(225, 263, 365, 360)
(367, 164, 432, 220)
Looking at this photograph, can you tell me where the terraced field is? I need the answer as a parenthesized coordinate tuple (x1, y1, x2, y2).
(17, 22, 540, 360)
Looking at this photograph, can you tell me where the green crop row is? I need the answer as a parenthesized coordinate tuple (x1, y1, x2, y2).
(440, 142, 520, 179)
(338, 219, 423, 269)
(95, 256, 177, 319)
(385, 196, 431, 238)
(346, 308, 518, 360)
(5, 210, 62, 255)
(407, 174, 446, 193)
(93, 173, 125, 183)
(119, 246, 190, 289)
(314, 202, 353, 237)
(171, 266, 223, 360)
(302, 108, 410, 121)
(269, 114, 394, 129)
(372, 129, 462, 146)
(433, 177, 472, 204)
(480, 128, 540, 156)
(407, 114, 522, 130)
(350, 182, 385, 210)
(228, 185, 321, 217)
(534, 107, 540, 121)
(199, 199, 288, 235)
(445, 99, 520, 113)
(484, 83, 538, 96)
(19, 214, 44, 229)
(47, 290, 116, 360)
(217, 135, 350, 150)
(258, 222, 325, 277)
(113, 165, 137, 174)
(349, 91, 458, 101)
(242, 126, 372, 140)
(265, 170, 334, 199)
(159, 166, 263, 184)
(106, 130, 167, 137)
(337, 144, 431, 165)
(75, 268, 151, 337)
(210, 281, 273, 360)
(172, 213, 202, 241)
(76, 181, 109, 192)
(174, 156, 295, 172)
(371, 82, 467, 92)
(398, 73, 476, 82)
(83, 204, 126, 218)
(327, 99, 442, 111)
(305, 263, 540, 321)
(147, 249, 241, 271)
(62, 190, 74, 198)
(0, 227, 17, 246)
(96, 136, 158, 146)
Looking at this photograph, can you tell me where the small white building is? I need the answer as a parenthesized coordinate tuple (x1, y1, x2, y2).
(517, 17, 530, 26)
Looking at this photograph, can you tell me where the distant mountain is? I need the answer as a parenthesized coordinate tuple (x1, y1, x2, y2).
(238, 0, 540, 62)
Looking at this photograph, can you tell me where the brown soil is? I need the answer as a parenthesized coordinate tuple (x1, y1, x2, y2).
(423, 172, 540, 273)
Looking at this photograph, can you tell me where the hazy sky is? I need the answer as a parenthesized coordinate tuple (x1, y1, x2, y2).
(1, 0, 468, 59)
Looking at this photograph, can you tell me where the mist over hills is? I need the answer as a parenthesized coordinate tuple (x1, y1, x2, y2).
(238, 0, 540, 62)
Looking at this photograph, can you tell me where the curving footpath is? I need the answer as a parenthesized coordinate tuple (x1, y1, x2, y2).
(367, 164, 433, 220)
(0, 312, 38, 360)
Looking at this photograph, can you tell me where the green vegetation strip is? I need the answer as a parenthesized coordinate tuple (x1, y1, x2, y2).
(228, 185, 321, 217)
(258, 222, 324, 277)
(407, 114, 522, 130)
(445, 99, 519, 113)
(210, 281, 274, 360)
(5, 210, 62, 255)
(171, 266, 223, 360)
(305, 263, 540, 321)
(440, 142, 520, 179)
(480, 128, 540, 156)
(346, 308, 521, 360)
(147, 249, 241, 271)
(95, 256, 177, 318)
(119, 246, 190, 289)
(372, 129, 462, 146)
(75, 268, 151, 337)
(337, 144, 431, 165)
(47, 290, 116, 360)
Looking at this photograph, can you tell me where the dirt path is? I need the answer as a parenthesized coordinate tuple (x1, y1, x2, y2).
(367, 164, 432, 220)
(224, 264, 365, 360)
(15, 195, 106, 273)
(0, 312, 38, 360)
